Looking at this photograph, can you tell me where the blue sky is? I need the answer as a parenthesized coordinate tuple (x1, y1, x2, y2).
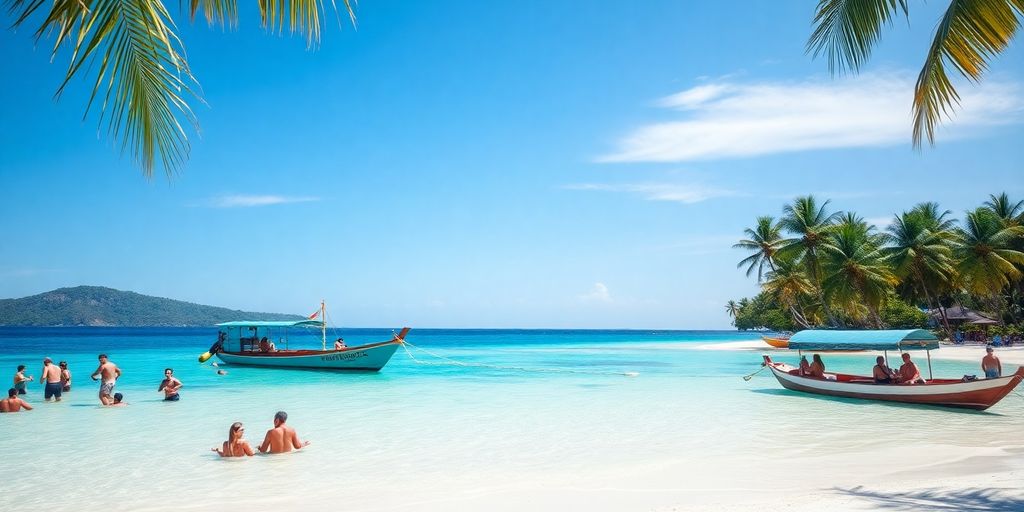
(1, 1, 1022, 328)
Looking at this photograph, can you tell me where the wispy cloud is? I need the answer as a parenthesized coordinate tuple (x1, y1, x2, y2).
(579, 282, 612, 303)
(564, 182, 737, 204)
(598, 72, 1023, 163)
(198, 195, 321, 208)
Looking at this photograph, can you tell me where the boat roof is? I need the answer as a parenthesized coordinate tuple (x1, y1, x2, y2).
(788, 329, 939, 351)
(216, 320, 323, 328)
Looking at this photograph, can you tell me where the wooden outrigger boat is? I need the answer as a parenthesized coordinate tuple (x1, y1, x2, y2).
(761, 329, 1024, 411)
(761, 335, 790, 348)
(199, 302, 409, 371)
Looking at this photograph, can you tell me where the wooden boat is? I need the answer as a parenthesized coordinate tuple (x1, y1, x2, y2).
(761, 335, 790, 348)
(199, 302, 409, 371)
(759, 329, 1024, 410)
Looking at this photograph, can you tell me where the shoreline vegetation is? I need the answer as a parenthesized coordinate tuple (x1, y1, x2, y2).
(727, 193, 1024, 340)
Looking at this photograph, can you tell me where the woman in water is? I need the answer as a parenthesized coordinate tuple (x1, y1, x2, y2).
(212, 422, 254, 457)
(59, 361, 71, 392)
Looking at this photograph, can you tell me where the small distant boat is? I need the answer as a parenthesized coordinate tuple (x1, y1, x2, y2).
(760, 329, 1024, 410)
(761, 335, 790, 348)
(199, 302, 409, 371)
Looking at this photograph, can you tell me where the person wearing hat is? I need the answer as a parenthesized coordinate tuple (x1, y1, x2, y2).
(982, 346, 1002, 379)
(41, 357, 63, 401)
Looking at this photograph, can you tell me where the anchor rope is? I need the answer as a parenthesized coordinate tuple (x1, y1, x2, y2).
(399, 340, 638, 377)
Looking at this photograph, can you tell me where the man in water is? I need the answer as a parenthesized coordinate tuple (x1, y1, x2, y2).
(334, 337, 347, 350)
(898, 353, 922, 385)
(872, 356, 896, 384)
(110, 393, 127, 406)
(258, 411, 310, 454)
(90, 354, 122, 405)
(982, 346, 1002, 379)
(157, 368, 182, 401)
(1, 388, 33, 412)
(13, 365, 33, 395)
(40, 357, 63, 402)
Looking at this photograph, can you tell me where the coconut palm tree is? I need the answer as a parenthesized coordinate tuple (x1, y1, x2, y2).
(807, 0, 1023, 148)
(983, 192, 1024, 227)
(6, 0, 356, 178)
(882, 208, 956, 335)
(821, 220, 897, 327)
(779, 195, 842, 325)
(734, 216, 784, 282)
(762, 254, 814, 328)
(953, 208, 1024, 323)
(725, 300, 740, 319)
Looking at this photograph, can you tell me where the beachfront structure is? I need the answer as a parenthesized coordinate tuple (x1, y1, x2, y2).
(761, 329, 1024, 410)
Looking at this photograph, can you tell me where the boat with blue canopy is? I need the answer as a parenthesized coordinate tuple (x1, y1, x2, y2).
(758, 329, 1024, 410)
(199, 303, 409, 371)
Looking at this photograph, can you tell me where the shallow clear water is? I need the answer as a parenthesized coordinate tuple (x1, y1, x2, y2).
(1, 328, 1022, 511)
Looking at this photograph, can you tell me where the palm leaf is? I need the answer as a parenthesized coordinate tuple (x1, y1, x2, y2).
(913, 0, 1023, 148)
(257, 0, 356, 47)
(807, 0, 909, 74)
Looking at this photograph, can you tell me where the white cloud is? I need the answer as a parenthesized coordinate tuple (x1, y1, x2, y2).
(201, 195, 321, 208)
(565, 182, 737, 204)
(579, 282, 612, 303)
(598, 72, 1023, 163)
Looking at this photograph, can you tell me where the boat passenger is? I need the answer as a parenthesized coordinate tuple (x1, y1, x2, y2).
(258, 411, 310, 454)
(212, 422, 254, 457)
(0, 388, 33, 412)
(872, 356, 896, 384)
(808, 354, 826, 379)
(798, 356, 810, 376)
(59, 361, 71, 392)
(898, 353, 923, 385)
(982, 346, 1002, 379)
(13, 365, 33, 395)
(40, 357, 63, 402)
(259, 337, 276, 353)
(158, 368, 183, 401)
(334, 337, 347, 350)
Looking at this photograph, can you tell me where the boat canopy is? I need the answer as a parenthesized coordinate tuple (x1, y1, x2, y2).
(216, 320, 323, 328)
(788, 329, 940, 351)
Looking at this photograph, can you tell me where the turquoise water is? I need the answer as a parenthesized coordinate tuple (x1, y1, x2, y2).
(2, 328, 1022, 511)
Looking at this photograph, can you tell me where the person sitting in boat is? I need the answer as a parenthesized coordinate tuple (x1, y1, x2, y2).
(807, 354, 826, 379)
(333, 337, 346, 351)
(872, 356, 897, 384)
(259, 337, 276, 353)
(898, 353, 923, 384)
(798, 356, 811, 376)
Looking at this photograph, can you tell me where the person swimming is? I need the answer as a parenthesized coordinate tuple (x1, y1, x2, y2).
(1, 387, 33, 412)
(258, 411, 310, 454)
(212, 422, 254, 457)
(110, 392, 127, 406)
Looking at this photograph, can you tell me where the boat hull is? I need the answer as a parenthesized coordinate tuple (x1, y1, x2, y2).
(215, 340, 401, 371)
(764, 357, 1024, 410)
(761, 336, 790, 349)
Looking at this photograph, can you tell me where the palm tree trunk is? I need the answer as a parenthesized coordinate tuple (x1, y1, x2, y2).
(915, 267, 951, 339)
(807, 258, 839, 326)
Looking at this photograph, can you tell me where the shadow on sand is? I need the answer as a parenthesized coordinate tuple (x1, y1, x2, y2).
(835, 486, 1024, 511)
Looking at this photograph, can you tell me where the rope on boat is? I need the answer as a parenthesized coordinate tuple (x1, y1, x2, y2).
(399, 341, 639, 377)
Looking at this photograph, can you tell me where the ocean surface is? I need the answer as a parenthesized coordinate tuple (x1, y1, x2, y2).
(1, 327, 1022, 511)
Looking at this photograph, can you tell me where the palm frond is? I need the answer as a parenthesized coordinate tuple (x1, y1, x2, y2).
(257, 0, 356, 48)
(913, 0, 1023, 148)
(806, 0, 909, 74)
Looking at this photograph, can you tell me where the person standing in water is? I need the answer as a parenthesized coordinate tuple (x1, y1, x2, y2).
(212, 422, 254, 457)
(40, 358, 63, 402)
(1, 388, 33, 412)
(982, 346, 1002, 378)
(13, 365, 33, 395)
(157, 368, 182, 401)
(258, 411, 310, 454)
(90, 354, 121, 405)
(59, 361, 71, 392)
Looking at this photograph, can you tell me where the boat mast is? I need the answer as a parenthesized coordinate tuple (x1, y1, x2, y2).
(321, 300, 326, 351)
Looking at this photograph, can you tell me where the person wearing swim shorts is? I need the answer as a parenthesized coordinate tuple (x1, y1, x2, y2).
(158, 368, 182, 401)
(40, 357, 63, 401)
(982, 346, 1002, 379)
(90, 354, 121, 406)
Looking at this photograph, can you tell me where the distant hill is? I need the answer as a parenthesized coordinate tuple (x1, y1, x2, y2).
(0, 286, 305, 327)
